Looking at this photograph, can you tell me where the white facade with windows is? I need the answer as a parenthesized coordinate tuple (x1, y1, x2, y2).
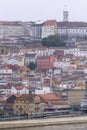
(42, 20, 57, 38)
(64, 48, 87, 57)
(0, 22, 25, 38)
(53, 61, 70, 68)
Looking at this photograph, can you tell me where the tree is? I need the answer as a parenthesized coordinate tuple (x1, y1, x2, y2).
(41, 35, 65, 47)
(27, 62, 37, 70)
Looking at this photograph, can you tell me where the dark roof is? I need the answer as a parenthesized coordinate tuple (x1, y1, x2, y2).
(58, 21, 87, 27)
(0, 21, 22, 26)
(16, 94, 35, 101)
(25, 53, 36, 57)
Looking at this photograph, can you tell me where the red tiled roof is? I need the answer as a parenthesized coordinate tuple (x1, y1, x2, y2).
(0, 98, 5, 102)
(42, 20, 57, 26)
(39, 93, 61, 101)
(15, 86, 24, 90)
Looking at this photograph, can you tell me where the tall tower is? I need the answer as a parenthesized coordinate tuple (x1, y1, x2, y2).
(63, 6, 69, 22)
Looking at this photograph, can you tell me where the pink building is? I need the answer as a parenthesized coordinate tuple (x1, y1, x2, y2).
(37, 55, 55, 71)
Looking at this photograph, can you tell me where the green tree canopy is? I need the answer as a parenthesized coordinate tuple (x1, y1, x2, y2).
(27, 62, 37, 70)
(41, 35, 65, 47)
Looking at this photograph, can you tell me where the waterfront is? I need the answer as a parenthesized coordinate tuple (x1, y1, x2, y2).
(1, 116, 87, 129)
(4, 123, 87, 130)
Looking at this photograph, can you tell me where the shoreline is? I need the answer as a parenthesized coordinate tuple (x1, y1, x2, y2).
(0, 116, 87, 129)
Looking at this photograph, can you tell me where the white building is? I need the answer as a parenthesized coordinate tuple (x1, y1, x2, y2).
(58, 22, 87, 39)
(53, 60, 70, 68)
(64, 48, 87, 57)
(11, 86, 29, 94)
(42, 20, 57, 38)
(35, 87, 53, 94)
(24, 53, 37, 66)
(0, 67, 12, 74)
(35, 48, 55, 57)
(0, 86, 11, 94)
(0, 21, 25, 38)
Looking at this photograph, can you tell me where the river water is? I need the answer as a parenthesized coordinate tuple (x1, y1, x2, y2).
(5, 123, 87, 130)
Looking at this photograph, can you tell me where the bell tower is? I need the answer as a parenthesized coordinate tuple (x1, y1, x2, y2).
(63, 5, 69, 22)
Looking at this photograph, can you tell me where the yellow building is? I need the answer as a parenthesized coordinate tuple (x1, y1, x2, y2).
(13, 94, 46, 115)
(16, 56, 25, 66)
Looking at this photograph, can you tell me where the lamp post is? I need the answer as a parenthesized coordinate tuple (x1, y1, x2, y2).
(85, 80, 87, 99)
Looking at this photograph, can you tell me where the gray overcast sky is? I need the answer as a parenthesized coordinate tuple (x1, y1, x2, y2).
(0, 0, 87, 22)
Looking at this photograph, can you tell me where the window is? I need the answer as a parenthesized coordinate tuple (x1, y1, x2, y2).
(61, 93, 68, 100)
(16, 105, 18, 108)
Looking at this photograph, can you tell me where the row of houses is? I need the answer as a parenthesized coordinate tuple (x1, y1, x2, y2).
(1, 45, 87, 90)
(0, 93, 69, 116)
(0, 88, 86, 116)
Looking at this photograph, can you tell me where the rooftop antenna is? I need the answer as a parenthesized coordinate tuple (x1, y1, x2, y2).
(65, 4, 67, 11)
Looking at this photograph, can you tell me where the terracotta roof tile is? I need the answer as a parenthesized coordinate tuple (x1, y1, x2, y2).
(42, 20, 57, 26)
(39, 93, 61, 101)
(0, 98, 5, 102)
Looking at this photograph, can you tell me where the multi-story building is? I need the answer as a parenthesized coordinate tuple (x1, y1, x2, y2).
(42, 76, 52, 87)
(57, 10, 87, 40)
(31, 23, 42, 40)
(37, 55, 55, 71)
(57, 21, 87, 40)
(64, 48, 87, 57)
(41, 10, 87, 40)
(42, 20, 57, 38)
(24, 53, 37, 66)
(54, 60, 70, 68)
(0, 21, 25, 39)
(1, 11, 87, 41)
(13, 93, 69, 115)
(0, 37, 24, 53)
(56, 89, 85, 105)
(13, 94, 46, 115)
(4, 94, 20, 114)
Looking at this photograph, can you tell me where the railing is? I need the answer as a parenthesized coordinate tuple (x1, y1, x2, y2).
(0, 109, 86, 121)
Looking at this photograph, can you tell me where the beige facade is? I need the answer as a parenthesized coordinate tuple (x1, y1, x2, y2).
(56, 90, 85, 105)
(13, 95, 46, 115)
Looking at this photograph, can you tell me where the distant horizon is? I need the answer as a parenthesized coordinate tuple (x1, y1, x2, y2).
(0, 0, 87, 22)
